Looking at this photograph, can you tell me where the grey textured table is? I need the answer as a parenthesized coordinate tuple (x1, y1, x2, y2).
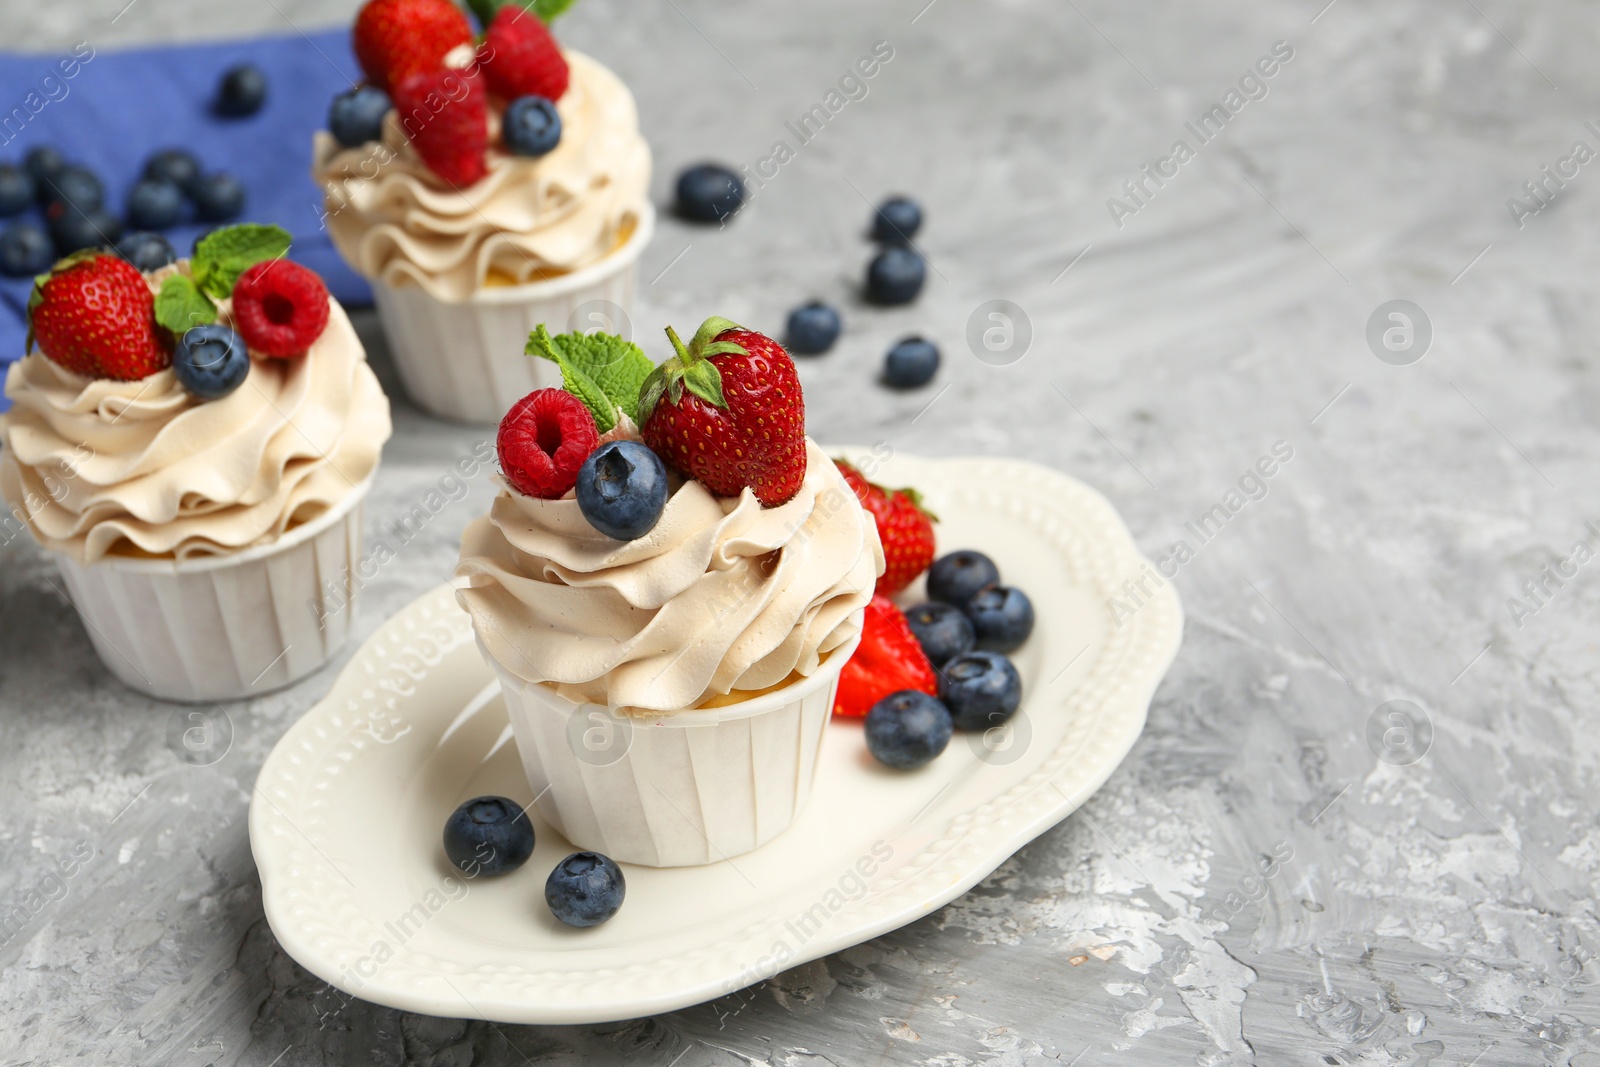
(4, 1, 1598, 1063)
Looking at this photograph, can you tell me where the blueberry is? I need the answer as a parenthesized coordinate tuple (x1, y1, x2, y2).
(675, 163, 745, 223)
(963, 585, 1034, 653)
(865, 246, 925, 305)
(216, 63, 268, 117)
(926, 550, 1001, 607)
(115, 232, 177, 273)
(938, 650, 1023, 731)
(503, 95, 562, 156)
(865, 690, 953, 770)
(126, 179, 185, 230)
(903, 601, 975, 667)
(192, 173, 246, 222)
(576, 440, 669, 540)
(440, 795, 536, 877)
(785, 301, 841, 355)
(329, 85, 392, 147)
(40, 164, 103, 214)
(23, 146, 66, 190)
(50, 209, 121, 255)
(0, 225, 52, 277)
(884, 336, 939, 388)
(871, 195, 922, 244)
(173, 325, 251, 400)
(143, 149, 202, 195)
(545, 851, 625, 927)
(0, 165, 34, 216)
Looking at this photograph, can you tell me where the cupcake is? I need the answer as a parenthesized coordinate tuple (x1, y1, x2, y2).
(314, 0, 653, 424)
(456, 318, 882, 866)
(0, 226, 391, 702)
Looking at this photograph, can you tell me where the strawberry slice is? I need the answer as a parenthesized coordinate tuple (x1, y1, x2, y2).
(833, 595, 939, 717)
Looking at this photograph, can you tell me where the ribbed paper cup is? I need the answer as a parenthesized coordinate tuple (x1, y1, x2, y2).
(484, 625, 861, 868)
(370, 207, 655, 425)
(54, 477, 372, 704)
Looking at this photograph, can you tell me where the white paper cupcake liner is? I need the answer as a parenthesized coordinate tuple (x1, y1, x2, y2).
(55, 477, 373, 704)
(370, 208, 655, 425)
(485, 626, 861, 868)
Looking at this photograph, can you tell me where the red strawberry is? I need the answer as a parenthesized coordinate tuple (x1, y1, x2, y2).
(481, 6, 570, 103)
(638, 317, 807, 507)
(837, 460, 936, 596)
(352, 0, 473, 94)
(498, 388, 599, 499)
(26, 251, 171, 381)
(393, 67, 489, 186)
(231, 259, 330, 358)
(833, 595, 939, 717)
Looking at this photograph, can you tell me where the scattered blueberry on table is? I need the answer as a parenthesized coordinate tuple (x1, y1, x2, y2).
(0, 224, 52, 276)
(192, 173, 246, 222)
(329, 86, 393, 148)
(675, 163, 745, 223)
(785, 301, 842, 355)
(871, 195, 922, 245)
(24, 145, 65, 188)
(127, 179, 185, 231)
(115, 232, 177, 272)
(503, 96, 563, 156)
(442, 796, 536, 877)
(546, 851, 626, 927)
(963, 585, 1035, 653)
(41, 164, 103, 214)
(216, 63, 268, 117)
(903, 601, 975, 667)
(927, 550, 1001, 607)
(173, 325, 251, 400)
(0, 165, 33, 217)
(143, 148, 202, 195)
(576, 441, 669, 541)
(939, 650, 1024, 731)
(866, 245, 926, 305)
(865, 689, 954, 770)
(50, 209, 121, 255)
(884, 335, 939, 388)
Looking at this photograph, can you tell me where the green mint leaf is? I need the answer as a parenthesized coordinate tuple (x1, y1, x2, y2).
(192, 224, 293, 300)
(154, 275, 218, 336)
(469, 0, 576, 27)
(526, 325, 655, 433)
(529, 0, 578, 21)
(465, 0, 500, 28)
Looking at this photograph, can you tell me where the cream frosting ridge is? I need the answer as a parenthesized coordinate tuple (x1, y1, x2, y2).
(0, 267, 391, 564)
(314, 50, 651, 303)
(455, 440, 883, 713)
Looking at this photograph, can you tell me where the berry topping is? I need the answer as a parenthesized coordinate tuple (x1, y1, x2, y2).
(329, 85, 393, 147)
(27, 252, 172, 381)
(498, 387, 600, 499)
(192, 173, 246, 222)
(871, 195, 923, 245)
(442, 796, 536, 877)
(173, 324, 250, 400)
(837, 460, 936, 597)
(545, 851, 625, 927)
(884, 335, 939, 389)
(216, 63, 268, 117)
(833, 595, 938, 718)
(939, 650, 1022, 731)
(866, 246, 926, 305)
(230, 259, 330, 358)
(116, 232, 177, 273)
(577, 441, 669, 541)
(353, 0, 473, 94)
(675, 163, 745, 223)
(502, 95, 562, 156)
(963, 585, 1035, 653)
(126, 179, 185, 231)
(926, 549, 1001, 607)
(0, 225, 52, 277)
(152, 223, 297, 344)
(49, 208, 121, 256)
(482, 6, 570, 103)
(639, 317, 807, 507)
(903, 601, 975, 668)
(142, 148, 202, 195)
(865, 690, 953, 770)
(784, 301, 841, 356)
(394, 68, 489, 186)
(0, 164, 33, 216)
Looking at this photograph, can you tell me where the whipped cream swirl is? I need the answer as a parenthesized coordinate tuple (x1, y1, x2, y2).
(456, 440, 882, 713)
(314, 50, 651, 303)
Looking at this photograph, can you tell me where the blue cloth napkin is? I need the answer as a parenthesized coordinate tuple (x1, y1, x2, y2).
(0, 28, 372, 409)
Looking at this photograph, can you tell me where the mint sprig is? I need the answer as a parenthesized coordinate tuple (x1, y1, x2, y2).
(466, 0, 576, 30)
(152, 223, 293, 336)
(525, 324, 654, 433)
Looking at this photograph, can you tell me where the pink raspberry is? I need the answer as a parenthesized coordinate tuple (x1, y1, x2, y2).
(498, 388, 599, 499)
(230, 259, 330, 358)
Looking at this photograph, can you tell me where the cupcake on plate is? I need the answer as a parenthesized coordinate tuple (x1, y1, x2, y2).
(314, 0, 652, 425)
(456, 318, 882, 866)
(0, 226, 391, 703)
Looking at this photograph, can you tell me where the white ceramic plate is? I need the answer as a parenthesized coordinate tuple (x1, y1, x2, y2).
(249, 449, 1183, 1024)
